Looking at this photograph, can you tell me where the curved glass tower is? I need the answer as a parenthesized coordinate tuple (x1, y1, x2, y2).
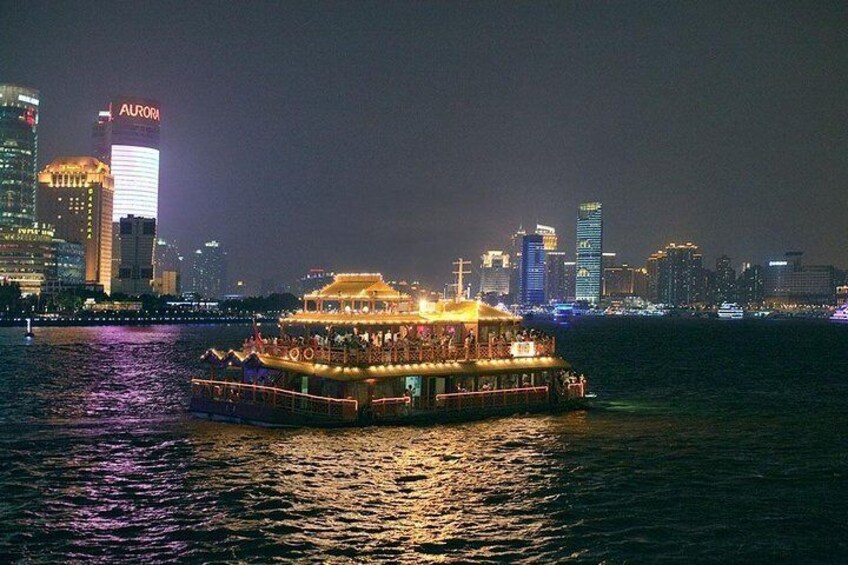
(92, 96, 160, 221)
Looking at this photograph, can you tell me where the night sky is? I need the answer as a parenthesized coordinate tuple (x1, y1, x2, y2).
(3, 1, 847, 288)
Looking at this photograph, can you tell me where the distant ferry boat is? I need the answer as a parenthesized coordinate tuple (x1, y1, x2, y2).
(717, 302, 744, 320)
(831, 303, 848, 324)
(552, 302, 585, 322)
(191, 273, 589, 427)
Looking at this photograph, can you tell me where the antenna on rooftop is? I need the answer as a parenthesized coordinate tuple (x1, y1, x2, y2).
(452, 258, 471, 302)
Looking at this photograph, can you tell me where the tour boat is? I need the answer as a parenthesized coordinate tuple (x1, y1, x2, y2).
(717, 302, 744, 320)
(831, 303, 848, 324)
(191, 273, 589, 427)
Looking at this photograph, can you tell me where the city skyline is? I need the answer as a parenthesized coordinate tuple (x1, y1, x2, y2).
(2, 3, 847, 288)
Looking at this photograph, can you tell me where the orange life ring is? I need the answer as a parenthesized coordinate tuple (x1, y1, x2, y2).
(302, 347, 315, 361)
(288, 347, 300, 361)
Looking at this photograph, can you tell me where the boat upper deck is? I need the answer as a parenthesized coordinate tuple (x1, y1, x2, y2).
(242, 333, 556, 366)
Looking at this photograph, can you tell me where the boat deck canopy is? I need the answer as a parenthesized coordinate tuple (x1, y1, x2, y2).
(283, 299, 521, 326)
(202, 349, 569, 382)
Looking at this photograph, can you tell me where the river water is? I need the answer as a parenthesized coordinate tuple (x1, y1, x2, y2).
(0, 319, 846, 563)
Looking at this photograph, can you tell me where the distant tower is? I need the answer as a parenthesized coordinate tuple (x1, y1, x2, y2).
(656, 242, 703, 306)
(92, 97, 161, 221)
(37, 157, 114, 294)
(714, 255, 736, 304)
(0, 84, 39, 228)
(575, 202, 603, 304)
(191, 241, 228, 299)
(535, 224, 558, 251)
(519, 234, 546, 305)
(479, 251, 511, 297)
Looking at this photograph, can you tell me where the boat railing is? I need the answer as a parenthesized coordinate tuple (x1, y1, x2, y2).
(191, 379, 359, 422)
(435, 386, 549, 411)
(249, 337, 556, 366)
(371, 396, 412, 419)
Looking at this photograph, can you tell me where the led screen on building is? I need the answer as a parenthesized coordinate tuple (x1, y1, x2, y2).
(111, 145, 160, 221)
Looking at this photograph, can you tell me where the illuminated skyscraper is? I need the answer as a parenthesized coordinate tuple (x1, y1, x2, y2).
(575, 202, 603, 304)
(519, 234, 546, 305)
(92, 97, 161, 221)
(535, 224, 558, 251)
(479, 250, 511, 296)
(37, 157, 114, 293)
(0, 84, 39, 228)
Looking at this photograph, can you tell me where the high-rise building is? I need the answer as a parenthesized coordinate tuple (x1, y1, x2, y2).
(479, 250, 511, 297)
(92, 97, 161, 221)
(152, 237, 183, 295)
(519, 233, 546, 305)
(714, 255, 736, 304)
(576, 202, 603, 304)
(545, 251, 569, 302)
(736, 263, 763, 305)
(113, 215, 156, 296)
(535, 224, 558, 251)
(37, 157, 114, 294)
(0, 85, 39, 228)
(154, 238, 182, 274)
(646, 251, 663, 303)
(191, 241, 227, 299)
(632, 267, 648, 299)
(509, 226, 526, 302)
(655, 242, 703, 306)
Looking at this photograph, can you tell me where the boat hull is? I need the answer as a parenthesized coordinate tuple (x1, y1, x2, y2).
(190, 396, 589, 428)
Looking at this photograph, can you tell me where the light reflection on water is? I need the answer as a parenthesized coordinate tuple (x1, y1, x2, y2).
(1, 321, 847, 562)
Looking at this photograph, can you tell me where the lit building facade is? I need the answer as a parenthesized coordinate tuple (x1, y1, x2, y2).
(191, 241, 228, 299)
(92, 97, 161, 221)
(113, 215, 156, 296)
(535, 224, 558, 251)
(0, 224, 84, 295)
(37, 157, 114, 294)
(519, 233, 546, 305)
(479, 250, 511, 296)
(575, 202, 603, 304)
(0, 84, 39, 228)
(764, 252, 836, 305)
(655, 242, 703, 306)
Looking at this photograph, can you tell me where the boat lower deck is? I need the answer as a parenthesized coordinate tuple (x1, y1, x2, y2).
(190, 378, 588, 428)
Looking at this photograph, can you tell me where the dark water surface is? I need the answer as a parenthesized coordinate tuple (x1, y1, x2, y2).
(1, 320, 846, 563)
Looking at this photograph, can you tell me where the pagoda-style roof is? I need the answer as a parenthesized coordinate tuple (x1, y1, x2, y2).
(305, 273, 409, 302)
(203, 349, 568, 382)
(282, 298, 520, 325)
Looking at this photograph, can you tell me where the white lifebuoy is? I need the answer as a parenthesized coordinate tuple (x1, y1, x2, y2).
(288, 347, 300, 361)
(303, 347, 315, 361)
